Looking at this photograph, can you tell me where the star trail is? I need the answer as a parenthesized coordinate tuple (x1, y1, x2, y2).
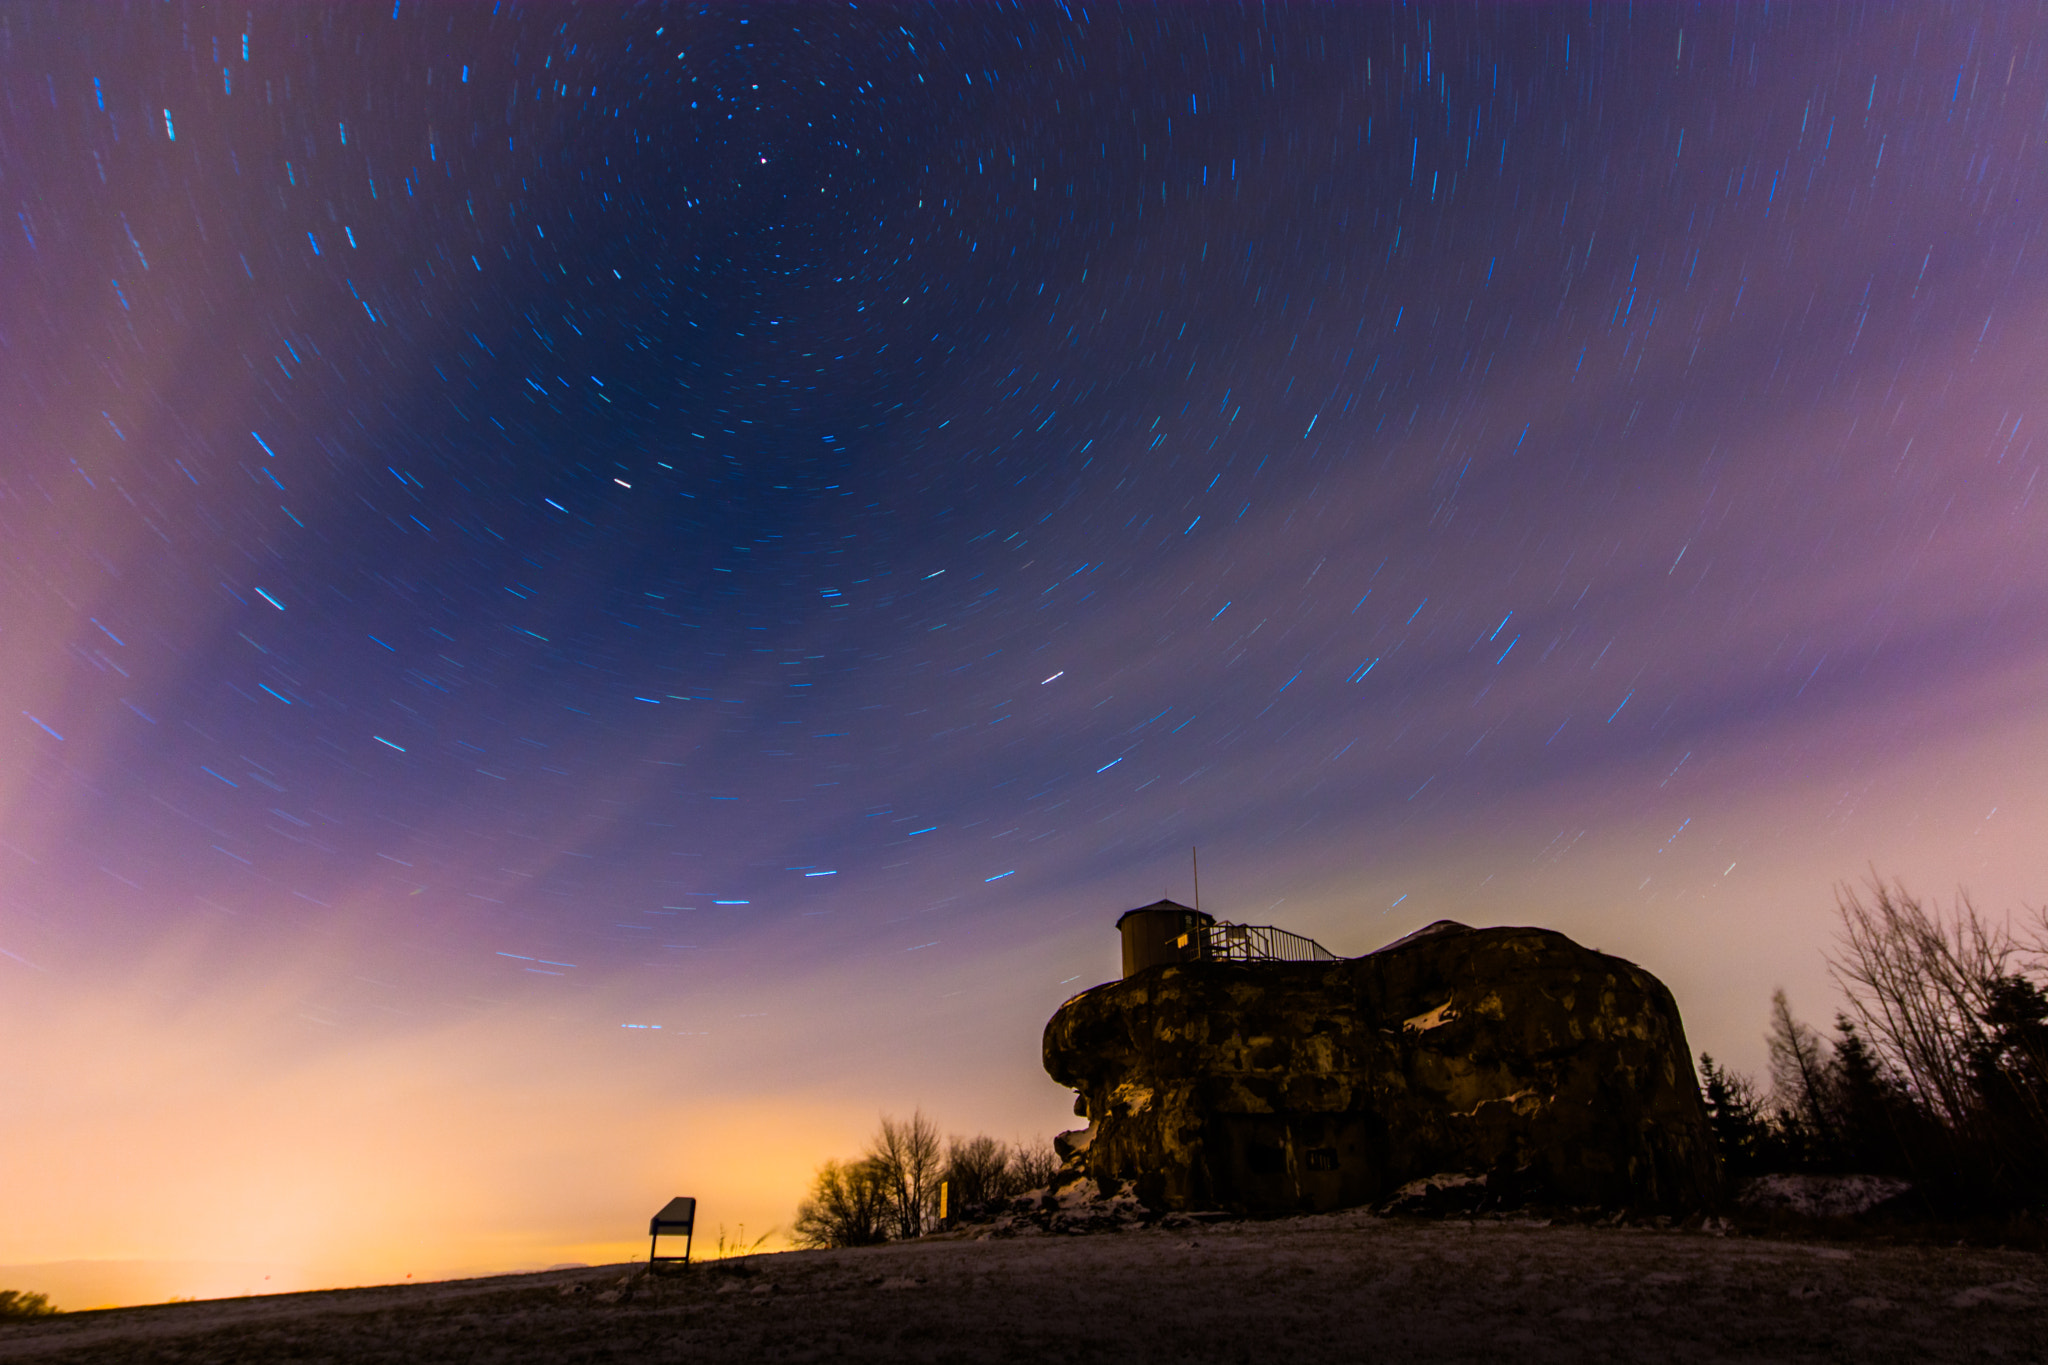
(4, 3, 2047, 1295)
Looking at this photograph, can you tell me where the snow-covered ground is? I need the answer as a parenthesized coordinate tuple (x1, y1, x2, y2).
(1737, 1173, 1916, 1220)
(2, 1213, 2041, 1363)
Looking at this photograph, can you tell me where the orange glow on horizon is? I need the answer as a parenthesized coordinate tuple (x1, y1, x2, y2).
(0, 967, 919, 1307)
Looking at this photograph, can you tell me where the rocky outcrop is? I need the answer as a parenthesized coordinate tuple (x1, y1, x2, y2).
(1042, 920, 1719, 1215)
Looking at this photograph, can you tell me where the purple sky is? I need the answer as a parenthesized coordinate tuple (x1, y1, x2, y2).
(4, 4, 2045, 1298)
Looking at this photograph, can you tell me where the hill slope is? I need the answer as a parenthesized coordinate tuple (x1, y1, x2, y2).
(3, 1214, 2042, 1363)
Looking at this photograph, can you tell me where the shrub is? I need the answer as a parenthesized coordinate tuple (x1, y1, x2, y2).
(797, 1115, 1065, 1243)
(0, 1290, 59, 1320)
(791, 1157, 890, 1249)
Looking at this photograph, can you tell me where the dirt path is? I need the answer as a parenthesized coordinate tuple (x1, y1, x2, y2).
(3, 1215, 2043, 1363)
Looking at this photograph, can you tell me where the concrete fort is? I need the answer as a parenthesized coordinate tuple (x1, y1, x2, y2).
(1043, 905, 1719, 1216)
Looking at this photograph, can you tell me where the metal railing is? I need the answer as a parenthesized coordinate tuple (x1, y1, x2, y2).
(1203, 921, 1338, 963)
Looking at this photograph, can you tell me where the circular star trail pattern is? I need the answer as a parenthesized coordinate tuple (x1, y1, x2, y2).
(4, 6, 2046, 1076)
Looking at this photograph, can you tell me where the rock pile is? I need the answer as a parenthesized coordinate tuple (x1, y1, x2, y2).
(958, 1177, 1239, 1237)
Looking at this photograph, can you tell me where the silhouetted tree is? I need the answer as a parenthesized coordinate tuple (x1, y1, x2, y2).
(1712, 882, 2048, 1206)
(1825, 877, 2048, 1202)
(1825, 1013, 1917, 1174)
(1766, 989, 1839, 1164)
(801, 1115, 1056, 1243)
(1829, 880, 2008, 1128)
(941, 1134, 1011, 1214)
(1698, 1053, 1771, 1177)
(1969, 973, 2048, 1197)
(0, 1290, 59, 1319)
(791, 1158, 889, 1249)
(1004, 1135, 1062, 1193)
(867, 1110, 943, 1240)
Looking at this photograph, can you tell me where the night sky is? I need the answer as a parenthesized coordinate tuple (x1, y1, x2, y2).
(6, 3, 2047, 1299)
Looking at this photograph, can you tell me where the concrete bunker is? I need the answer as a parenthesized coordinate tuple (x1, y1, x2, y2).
(1045, 908, 1719, 1215)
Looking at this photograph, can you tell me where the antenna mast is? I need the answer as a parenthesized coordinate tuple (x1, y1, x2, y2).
(1192, 846, 1200, 913)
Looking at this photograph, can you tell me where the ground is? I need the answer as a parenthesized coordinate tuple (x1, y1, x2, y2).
(2, 1214, 2043, 1363)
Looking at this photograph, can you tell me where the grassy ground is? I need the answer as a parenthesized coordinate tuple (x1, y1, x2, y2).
(2, 1212, 2043, 1363)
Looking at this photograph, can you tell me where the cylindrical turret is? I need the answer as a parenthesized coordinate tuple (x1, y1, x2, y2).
(1114, 899, 1215, 978)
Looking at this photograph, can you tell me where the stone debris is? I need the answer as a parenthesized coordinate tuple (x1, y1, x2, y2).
(968, 1177, 1151, 1237)
(954, 1174, 1243, 1238)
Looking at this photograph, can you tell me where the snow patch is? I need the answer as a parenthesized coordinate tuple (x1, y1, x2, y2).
(1379, 1171, 1490, 1216)
(964, 1176, 1170, 1237)
(1948, 1280, 2042, 1309)
(1737, 1173, 1912, 1219)
(1451, 1087, 1538, 1118)
(1402, 1000, 1457, 1032)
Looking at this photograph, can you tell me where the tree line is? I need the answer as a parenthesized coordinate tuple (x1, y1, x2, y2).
(792, 1111, 1061, 1248)
(1699, 878, 2048, 1209)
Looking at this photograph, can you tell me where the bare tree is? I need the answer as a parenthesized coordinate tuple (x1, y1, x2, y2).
(1004, 1135, 1062, 1194)
(942, 1133, 1011, 1212)
(1827, 879, 2010, 1127)
(1766, 989, 1838, 1156)
(1827, 877, 2048, 1197)
(791, 1158, 889, 1249)
(867, 1110, 943, 1240)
